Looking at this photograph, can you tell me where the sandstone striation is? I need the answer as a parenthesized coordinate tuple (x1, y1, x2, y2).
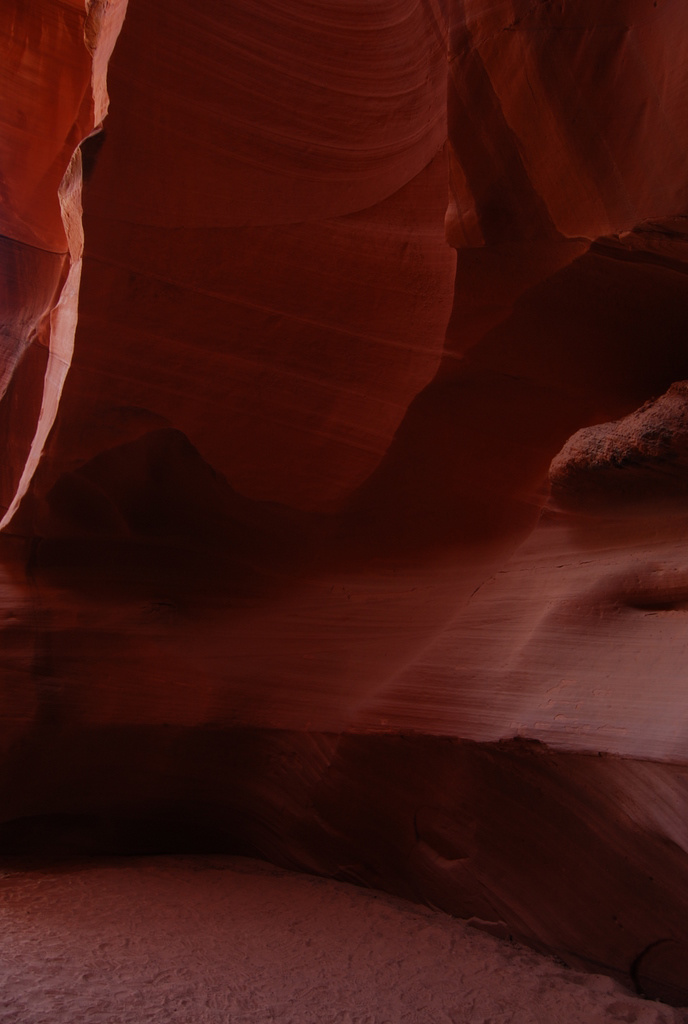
(1, 0, 688, 1008)
(0, 0, 127, 525)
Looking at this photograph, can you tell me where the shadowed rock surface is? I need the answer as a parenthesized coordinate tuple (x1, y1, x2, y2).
(1, 0, 688, 1009)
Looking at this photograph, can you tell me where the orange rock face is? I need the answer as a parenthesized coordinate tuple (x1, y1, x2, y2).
(1, 0, 688, 1006)
(0, 0, 127, 523)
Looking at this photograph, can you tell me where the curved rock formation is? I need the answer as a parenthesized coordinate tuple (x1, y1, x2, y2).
(446, 0, 688, 246)
(1, 0, 688, 1008)
(0, 0, 127, 525)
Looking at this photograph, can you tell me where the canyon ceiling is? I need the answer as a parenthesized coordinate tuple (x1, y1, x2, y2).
(1, 0, 688, 1007)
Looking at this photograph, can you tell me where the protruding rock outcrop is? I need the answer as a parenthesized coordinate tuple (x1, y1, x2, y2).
(550, 381, 688, 509)
(2, 0, 688, 1008)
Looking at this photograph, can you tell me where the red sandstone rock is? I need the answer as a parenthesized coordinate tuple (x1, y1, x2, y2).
(2, 0, 688, 1007)
(0, 0, 127, 524)
(446, 0, 688, 246)
(550, 381, 688, 508)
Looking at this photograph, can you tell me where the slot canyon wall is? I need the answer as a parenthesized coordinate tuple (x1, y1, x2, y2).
(1, 0, 688, 1007)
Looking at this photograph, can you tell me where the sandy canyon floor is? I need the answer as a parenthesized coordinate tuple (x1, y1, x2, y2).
(0, 856, 685, 1024)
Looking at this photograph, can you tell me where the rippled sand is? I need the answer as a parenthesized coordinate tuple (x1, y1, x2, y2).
(0, 856, 685, 1024)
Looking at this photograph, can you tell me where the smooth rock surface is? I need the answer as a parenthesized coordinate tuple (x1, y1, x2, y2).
(1, 0, 688, 1009)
